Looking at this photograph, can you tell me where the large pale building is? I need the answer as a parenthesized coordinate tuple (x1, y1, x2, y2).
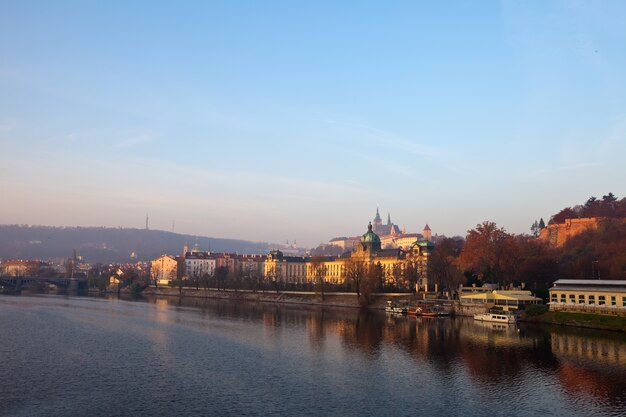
(236, 254, 266, 279)
(309, 222, 433, 290)
(184, 244, 216, 279)
(0, 260, 49, 277)
(549, 279, 626, 316)
(264, 250, 308, 285)
(150, 255, 179, 286)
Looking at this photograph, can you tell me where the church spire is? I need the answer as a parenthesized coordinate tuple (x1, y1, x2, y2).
(387, 213, 391, 226)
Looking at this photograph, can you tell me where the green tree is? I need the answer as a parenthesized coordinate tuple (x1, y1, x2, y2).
(530, 220, 539, 237)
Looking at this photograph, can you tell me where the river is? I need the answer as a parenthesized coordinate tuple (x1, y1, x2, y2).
(1, 293, 626, 416)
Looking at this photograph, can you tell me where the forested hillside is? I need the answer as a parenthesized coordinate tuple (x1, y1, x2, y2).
(0, 225, 272, 263)
(429, 193, 626, 295)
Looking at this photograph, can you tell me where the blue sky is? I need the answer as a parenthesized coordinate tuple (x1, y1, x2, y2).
(1, 0, 625, 247)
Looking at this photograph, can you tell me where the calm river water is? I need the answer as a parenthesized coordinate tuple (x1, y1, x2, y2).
(1, 294, 626, 417)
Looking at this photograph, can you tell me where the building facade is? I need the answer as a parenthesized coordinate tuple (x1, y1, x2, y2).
(150, 255, 179, 285)
(0, 260, 49, 277)
(236, 254, 266, 280)
(308, 222, 433, 290)
(264, 250, 308, 284)
(184, 244, 216, 279)
(549, 279, 626, 315)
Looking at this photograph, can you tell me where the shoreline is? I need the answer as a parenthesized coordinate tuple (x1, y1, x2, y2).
(519, 310, 626, 333)
(18, 286, 623, 333)
(121, 286, 421, 310)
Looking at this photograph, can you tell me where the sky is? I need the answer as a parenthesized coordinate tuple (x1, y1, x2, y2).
(1, 0, 625, 247)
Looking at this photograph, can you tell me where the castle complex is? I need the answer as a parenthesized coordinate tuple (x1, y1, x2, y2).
(265, 222, 433, 290)
(539, 217, 602, 247)
(328, 208, 432, 251)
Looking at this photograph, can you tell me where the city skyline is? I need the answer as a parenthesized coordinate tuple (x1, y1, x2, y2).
(1, 1, 626, 247)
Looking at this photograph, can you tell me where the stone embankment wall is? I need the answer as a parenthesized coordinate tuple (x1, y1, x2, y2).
(538, 217, 602, 247)
(140, 287, 419, 310)
(453, 302, 493, 317)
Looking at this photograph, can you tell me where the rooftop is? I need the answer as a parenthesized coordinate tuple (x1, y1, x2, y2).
(553, 279, 626, 286)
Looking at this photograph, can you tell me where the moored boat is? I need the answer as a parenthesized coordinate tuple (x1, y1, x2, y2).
(473, 311, 516, 324)
(385, 301, 408, 314)
(408, 304, 450, 317)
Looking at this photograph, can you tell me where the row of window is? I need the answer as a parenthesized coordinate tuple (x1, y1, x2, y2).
(551, 293, 626, 306)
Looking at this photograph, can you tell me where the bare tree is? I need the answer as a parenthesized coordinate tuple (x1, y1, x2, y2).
(215, 266, 228, 291)
(310, 256, 327, 301)
(344, 258, 367, 298)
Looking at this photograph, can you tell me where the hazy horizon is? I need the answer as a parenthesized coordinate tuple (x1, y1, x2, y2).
(2, 1, 625, 247)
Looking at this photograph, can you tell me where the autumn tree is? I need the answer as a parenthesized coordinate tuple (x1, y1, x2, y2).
(359, 262, 383, 306)
(556, 219, 626, 280)
(428, 237, 464, 292)
(458, 221, 517, 284)
(551, 193, 626, 222)
(512, 235, 558, 292)
(550, 207, 578, 224)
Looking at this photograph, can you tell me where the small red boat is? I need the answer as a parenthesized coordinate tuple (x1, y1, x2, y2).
(408, 304, 450, 317)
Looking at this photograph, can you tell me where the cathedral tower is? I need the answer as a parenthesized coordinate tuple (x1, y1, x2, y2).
(373, 208, 383, 234)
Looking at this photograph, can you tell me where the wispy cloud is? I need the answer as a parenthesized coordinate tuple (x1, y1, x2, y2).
(0, 119, 20, 133)
(596, 117, 626, 160)
(322, 118, 444, 158)
(114, 131, 159, 149)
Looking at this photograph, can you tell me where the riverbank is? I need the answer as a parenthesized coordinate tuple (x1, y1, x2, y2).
(521, 310, 626, 332)
(136, 286, 419, 310)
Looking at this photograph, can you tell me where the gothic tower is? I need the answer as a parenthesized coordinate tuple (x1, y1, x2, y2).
(423, 224, 432, 241)
(373, 208, 383, 234)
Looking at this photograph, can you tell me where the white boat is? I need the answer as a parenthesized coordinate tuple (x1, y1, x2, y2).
(385, 301, 408, 314)
(473, 312, 516, 324)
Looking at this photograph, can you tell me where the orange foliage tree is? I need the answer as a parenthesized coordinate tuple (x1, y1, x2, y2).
(458, 221, 518, 284)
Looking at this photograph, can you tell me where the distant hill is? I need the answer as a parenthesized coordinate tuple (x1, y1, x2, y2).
(0, 225, 273, 263)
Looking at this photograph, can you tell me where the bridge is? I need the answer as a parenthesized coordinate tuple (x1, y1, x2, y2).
(0, 276, 88, 291)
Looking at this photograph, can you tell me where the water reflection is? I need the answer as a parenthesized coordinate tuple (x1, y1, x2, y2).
(2, 293, 626, 416)
(137, 294, 626, 406)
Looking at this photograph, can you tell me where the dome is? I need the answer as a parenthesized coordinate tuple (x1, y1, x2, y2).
(411, 239, 434, 253)
(361, 222, 382, 251)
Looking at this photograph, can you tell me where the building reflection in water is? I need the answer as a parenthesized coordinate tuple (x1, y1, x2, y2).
(132, 294, 626, 407)
(551, 330, 626, 404)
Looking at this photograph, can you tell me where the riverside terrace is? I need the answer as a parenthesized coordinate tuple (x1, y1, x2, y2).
(549, 279, 626, 316)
